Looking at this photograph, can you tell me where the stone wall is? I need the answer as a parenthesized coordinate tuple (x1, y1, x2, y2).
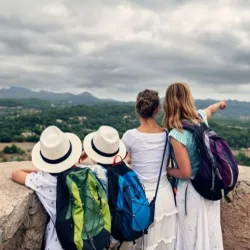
(0, 162, 250, 250)
(221, 166, 250, 250)
(0, 162, 47, 250)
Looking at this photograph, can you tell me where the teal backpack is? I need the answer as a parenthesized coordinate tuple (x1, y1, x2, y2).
(55, 167, 111, 250)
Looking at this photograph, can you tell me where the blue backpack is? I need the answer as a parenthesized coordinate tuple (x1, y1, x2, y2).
(102, 130, 168, 247)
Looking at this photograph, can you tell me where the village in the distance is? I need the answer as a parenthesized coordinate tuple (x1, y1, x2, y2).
(0, 86, 250, 166)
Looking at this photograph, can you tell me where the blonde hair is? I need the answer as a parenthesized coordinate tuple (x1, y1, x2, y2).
(163, 83, 201, 131)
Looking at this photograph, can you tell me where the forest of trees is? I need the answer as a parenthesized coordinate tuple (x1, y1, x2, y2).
(1, 104, 249, 145)
(0, 104, 138, 142)
(0, 103, 249, 165)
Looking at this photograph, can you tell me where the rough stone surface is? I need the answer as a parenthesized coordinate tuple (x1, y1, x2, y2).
(222, 166, 250, 250)
(0, 162, 250, 250)
(0, 162, 47, 250)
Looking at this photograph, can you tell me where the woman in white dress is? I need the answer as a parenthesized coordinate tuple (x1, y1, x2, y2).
(163, 82, 226, 250)
(122, 89, 177, 250)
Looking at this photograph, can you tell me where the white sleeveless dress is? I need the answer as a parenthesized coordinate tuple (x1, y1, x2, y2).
(169, 110, 223, 250)
(122, 129, 177, 250)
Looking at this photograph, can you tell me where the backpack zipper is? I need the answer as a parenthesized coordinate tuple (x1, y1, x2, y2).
(96, 185, 103, 208)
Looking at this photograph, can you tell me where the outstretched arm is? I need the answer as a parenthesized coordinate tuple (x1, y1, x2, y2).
(11, 168, 37, 185)
(11, 170, 28, 185)
(204, 100, 227, 120)
(167, 137, 192, 179)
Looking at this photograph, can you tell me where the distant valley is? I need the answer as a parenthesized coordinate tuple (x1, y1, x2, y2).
(0, 87, 249, 119)
(0, 87, 249, 165)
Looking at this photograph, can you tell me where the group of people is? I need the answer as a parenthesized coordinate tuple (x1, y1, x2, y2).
(11, 82, 227, 250)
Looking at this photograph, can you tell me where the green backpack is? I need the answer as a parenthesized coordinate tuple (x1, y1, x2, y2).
(55, 167, 111, 250)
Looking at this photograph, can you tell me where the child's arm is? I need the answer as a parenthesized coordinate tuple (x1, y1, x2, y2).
(11, 168, 37, 185)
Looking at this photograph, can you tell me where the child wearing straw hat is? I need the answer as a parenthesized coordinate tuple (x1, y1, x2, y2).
(11, 126, 82, 250)
(79, 125, 128, 249)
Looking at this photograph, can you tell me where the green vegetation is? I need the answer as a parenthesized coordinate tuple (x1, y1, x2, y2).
(0, 104, 138, 142)
(1, 157, 7, 162)
(0, 103, 249, 147)
(0, 102, 249, 165)
(3, 144, 25, 155)
(209, 120, 250, 149)
(235, 151, 250, 166)
(15, 156, 26, 162)
(0, 98, 65, 109)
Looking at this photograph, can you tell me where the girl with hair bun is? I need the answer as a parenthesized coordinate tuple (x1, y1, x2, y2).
(122, 89, 177, 250)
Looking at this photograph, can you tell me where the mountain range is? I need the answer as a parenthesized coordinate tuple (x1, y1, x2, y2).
(0, 87, 249, 118)
(0, 87, 118, 105)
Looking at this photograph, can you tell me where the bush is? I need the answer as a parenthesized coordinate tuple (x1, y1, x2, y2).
(3, 144, 25, 155)
(13, 135, 25, 142)
(235, 151, 250, 166)
(25, 135, 39, 142)
(0, 135, 13, 142)
(1, 157, 7, 162)
(16, 157, 25, 162)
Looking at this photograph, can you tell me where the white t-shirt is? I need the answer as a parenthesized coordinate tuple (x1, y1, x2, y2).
(122, 129, 169, 180)
(25, 171, 62, 250)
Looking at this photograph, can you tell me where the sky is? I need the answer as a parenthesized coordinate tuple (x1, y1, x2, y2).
(0, 0, 250, 101)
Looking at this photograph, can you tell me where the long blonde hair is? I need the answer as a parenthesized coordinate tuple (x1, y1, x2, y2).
(163, 83, 201, 131)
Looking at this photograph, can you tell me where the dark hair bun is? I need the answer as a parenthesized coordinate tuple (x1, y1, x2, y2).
(136, 98, 152, 117)
(136, 89, 160, 118)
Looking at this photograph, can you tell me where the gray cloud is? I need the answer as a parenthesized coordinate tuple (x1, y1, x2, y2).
(0, 0, 249, 101)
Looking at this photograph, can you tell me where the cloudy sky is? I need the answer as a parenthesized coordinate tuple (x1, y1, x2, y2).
(0, 0, 250, 101)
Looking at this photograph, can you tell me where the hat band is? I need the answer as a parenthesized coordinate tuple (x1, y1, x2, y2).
(40, 141, 72, 164)
(91, 139, 119, 157)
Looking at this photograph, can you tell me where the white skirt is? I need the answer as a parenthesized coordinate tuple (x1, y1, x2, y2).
(129, 176, 177, 250)
(176, 181, 224, 250)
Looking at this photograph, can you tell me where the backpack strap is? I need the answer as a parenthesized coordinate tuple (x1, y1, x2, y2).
(168, 143, 178, 206)
(168, 143, 175, 169)
(169, 138, 189, 214)
(103, 162, 131, 216)
(153, 130, 169, 200)
(183, 122, 209, 157)
(181, 121, 209, 215)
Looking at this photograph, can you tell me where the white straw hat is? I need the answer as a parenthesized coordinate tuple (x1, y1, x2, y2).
(32, 126, 82, 173)
(83, 126, 126, 165)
